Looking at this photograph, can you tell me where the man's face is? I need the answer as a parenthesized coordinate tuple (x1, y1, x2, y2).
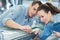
(28, 3, 39, 17)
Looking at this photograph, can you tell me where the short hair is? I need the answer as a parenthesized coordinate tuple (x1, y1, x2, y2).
(32, 1, 42, 6)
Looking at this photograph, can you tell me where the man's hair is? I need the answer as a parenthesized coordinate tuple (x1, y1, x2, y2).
(32, 1, 42, 6)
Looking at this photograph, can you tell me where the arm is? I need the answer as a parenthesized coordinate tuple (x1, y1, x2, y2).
(53, 31, 60, 37)
(1, 5, 32, 33)
(6, 19, 23, 29)
(6, 19, 32, 33)
(2, 5, 23, 29)
(53, 14, 60, 38)
(38, 22, 53, 40)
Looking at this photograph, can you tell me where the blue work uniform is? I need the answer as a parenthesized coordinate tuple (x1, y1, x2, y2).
(54, 14, 60, 40)
(0, 5, 34, 27)
(38, 13, 60, 40)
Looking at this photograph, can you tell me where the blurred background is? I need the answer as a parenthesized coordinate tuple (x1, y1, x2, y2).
(0, 0, 60, 12)
(0, 0, 60, 15)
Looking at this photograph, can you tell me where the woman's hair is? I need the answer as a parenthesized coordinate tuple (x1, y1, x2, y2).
(37, 2, 60, 15)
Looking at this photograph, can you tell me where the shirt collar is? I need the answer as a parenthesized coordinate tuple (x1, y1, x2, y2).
(25, 7, 33, 19)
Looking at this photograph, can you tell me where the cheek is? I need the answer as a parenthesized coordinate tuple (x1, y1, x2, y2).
(44, 16, 50, 24)
(32, 10, 36, 14)
(42, 16, 48, 23)
(30, 9, 34, 14)
(42, 18, 46, 22)
(31, 11, 36, 16)
(43, 18, 47, 22)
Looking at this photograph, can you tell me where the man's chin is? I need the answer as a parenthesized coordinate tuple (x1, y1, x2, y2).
(29, 15, 33, 18)
(29, 16, 33, 18)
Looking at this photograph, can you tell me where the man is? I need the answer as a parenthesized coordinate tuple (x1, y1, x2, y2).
(0, 1, 42, 33)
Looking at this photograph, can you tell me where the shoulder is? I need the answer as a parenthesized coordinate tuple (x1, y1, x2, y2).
(9, 5, 26, 10)
(54, 13, 60, 23)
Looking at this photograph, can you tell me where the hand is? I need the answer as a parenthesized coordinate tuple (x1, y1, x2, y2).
(53, 31, 60, 37)
(32, 28, 40, 35)
(21, 25, 32, 33)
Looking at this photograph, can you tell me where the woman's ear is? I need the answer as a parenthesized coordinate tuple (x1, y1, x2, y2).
(48, 11, 52, 16)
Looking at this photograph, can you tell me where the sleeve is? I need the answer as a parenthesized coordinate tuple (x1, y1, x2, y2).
(1, 5, 25, 26)
(53, 22, 60, 32)
(38, 22, 53, 40)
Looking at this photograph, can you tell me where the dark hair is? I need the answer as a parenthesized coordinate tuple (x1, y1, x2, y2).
(37, 2, 60, 15)
(32, 1, 42, 6)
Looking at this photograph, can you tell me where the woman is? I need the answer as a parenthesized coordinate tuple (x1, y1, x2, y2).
(37, 2, 60, 40)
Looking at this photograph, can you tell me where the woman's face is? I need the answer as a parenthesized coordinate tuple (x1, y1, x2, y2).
(37, 10, 51, 24)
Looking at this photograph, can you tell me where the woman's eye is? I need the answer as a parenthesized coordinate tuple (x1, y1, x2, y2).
(33, 8, 36, 11)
